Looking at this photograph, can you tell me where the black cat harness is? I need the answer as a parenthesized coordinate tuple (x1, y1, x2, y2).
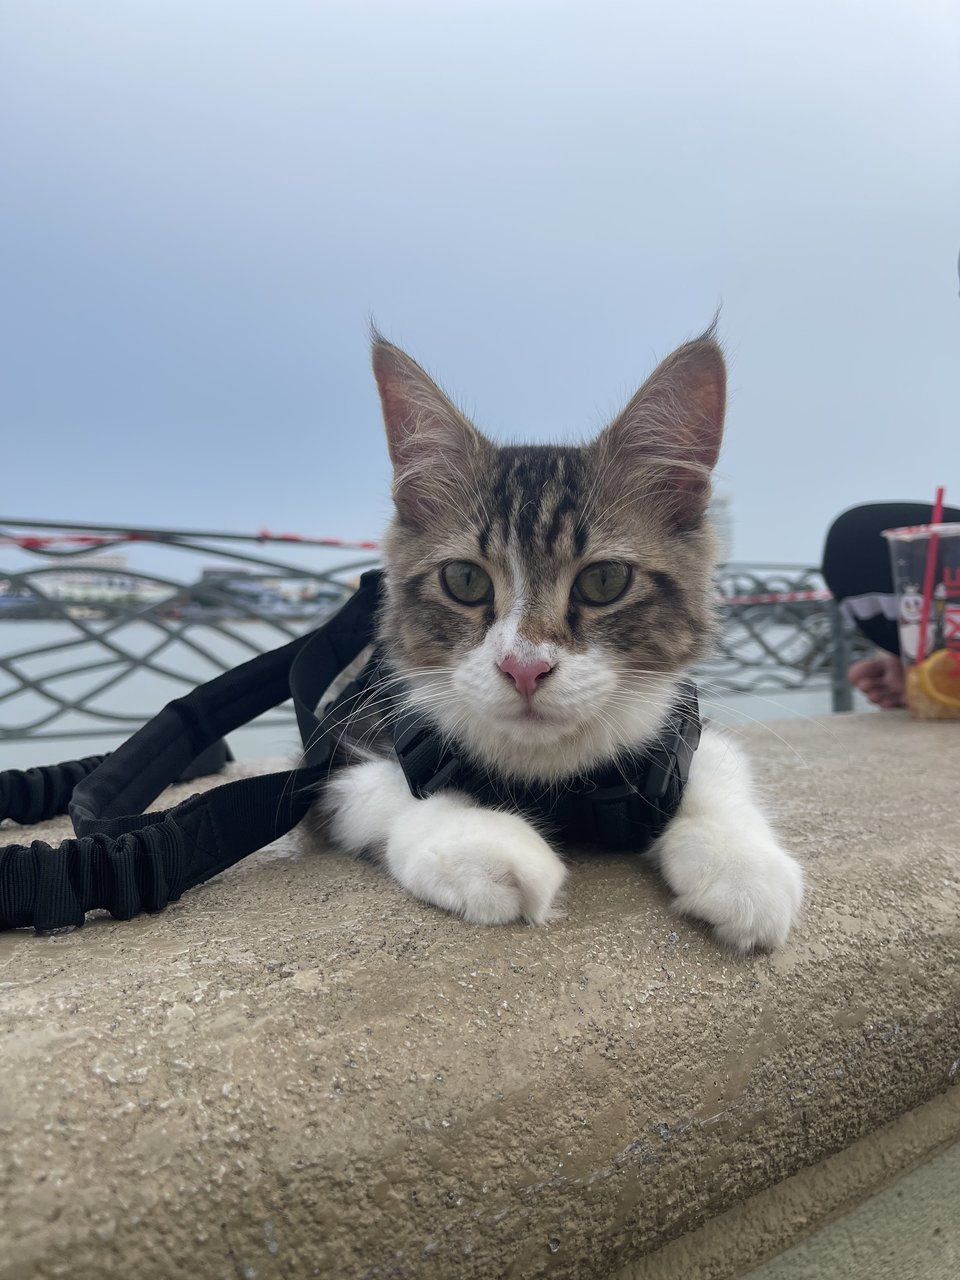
(0, 571, 700, 932)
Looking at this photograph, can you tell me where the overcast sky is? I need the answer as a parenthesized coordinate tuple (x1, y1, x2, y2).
(2, 0, 958, 565)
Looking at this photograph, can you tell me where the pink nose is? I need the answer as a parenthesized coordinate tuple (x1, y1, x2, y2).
(498, 655, 554, 699)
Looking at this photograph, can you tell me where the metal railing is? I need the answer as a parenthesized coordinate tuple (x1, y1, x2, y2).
(707, 563, 864, 712)
(1, 518, 866, 749)
(0, 518, 376, 745)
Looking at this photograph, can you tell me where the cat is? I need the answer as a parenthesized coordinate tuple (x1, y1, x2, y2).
(320, 329, 804, 952)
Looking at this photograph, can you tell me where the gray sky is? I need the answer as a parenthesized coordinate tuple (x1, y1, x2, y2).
(2, 0, 958, 564)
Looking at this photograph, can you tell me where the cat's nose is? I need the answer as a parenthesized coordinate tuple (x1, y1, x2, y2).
(498, 655, 554, 699)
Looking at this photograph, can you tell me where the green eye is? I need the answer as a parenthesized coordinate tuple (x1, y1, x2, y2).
(441, 561, 493, 605)
(572, 561, 632, 605)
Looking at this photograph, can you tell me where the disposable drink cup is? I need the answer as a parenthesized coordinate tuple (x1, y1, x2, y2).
(883, 523, 960, 720)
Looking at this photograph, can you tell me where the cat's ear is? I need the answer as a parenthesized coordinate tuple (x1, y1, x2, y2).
(599, 332, 726, 530)
(371, 335, 481, 526)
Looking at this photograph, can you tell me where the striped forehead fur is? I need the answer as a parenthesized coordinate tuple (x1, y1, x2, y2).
(380, 440, 718, 675)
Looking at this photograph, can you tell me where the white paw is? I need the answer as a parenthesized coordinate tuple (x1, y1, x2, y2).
(657, 816, 804, 952)
(385, 803, 566, 925)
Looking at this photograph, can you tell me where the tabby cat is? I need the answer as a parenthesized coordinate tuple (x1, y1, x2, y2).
(322, 331, 803, 951)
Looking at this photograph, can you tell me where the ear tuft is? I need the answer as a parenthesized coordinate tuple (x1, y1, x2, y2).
(371, 337, 482, 527)
(598, 332, 727, 529)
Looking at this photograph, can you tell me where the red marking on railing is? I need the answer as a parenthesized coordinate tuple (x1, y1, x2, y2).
(718, 590, 833, 605)
(1, 534, 114, 548)
(1, 530, 383, 553)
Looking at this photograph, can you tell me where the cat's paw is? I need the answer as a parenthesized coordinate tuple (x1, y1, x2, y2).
(657, 816, 804, 952)
(385, 803, 566, 925)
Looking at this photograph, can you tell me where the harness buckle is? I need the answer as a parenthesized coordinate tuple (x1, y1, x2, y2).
(392, 710, 464, 799)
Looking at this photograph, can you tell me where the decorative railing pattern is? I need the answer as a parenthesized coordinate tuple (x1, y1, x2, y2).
(0, 519, 376, 744)
(1, 519, 867, 748)
(706, 563, 866, 709)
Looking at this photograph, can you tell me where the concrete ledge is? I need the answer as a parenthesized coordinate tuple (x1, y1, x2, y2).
(620, 1085, 960, 1279)
(1, 713, 959, 1279)
(745, 1126, 960, 1279)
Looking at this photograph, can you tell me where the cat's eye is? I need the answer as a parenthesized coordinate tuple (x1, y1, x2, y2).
(440, 561, 493, 605)
(572, 561, 632, 606)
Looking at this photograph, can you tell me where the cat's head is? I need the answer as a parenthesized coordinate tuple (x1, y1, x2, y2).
(372, 331, 725, 782)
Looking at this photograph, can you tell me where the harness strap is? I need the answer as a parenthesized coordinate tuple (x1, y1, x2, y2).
(0, 572, 382, 932)
(392, 678, 701, 854)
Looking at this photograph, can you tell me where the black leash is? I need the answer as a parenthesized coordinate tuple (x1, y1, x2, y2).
(0, 573, 381, 932)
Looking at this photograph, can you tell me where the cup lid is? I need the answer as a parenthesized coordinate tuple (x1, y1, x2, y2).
(882, 522, 960, 541)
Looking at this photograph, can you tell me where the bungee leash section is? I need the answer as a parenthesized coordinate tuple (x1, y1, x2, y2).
(0, 571, 701, 934)
(0, 573, 382, 933)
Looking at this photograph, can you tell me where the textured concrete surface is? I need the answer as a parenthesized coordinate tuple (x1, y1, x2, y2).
(744, 1132, 960, 1280)
(617, 1082, 960, 1279)
(1, 712, 959, 1280)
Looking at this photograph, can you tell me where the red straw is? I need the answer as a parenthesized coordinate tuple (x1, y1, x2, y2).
(916, 486, 945, 663)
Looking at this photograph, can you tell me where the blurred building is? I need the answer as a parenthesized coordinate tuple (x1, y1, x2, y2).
(37, 555, 167, 605)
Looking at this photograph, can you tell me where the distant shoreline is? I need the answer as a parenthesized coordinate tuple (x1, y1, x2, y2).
(0, 600, 340, 624)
